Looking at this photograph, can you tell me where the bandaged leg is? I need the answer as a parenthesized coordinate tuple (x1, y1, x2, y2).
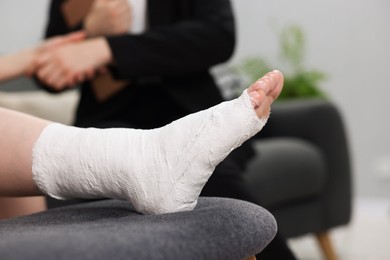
(32, 71, 283, 214)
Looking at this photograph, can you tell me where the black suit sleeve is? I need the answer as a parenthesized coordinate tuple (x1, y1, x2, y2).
(45, 0, 81, 37)
(106, 0, 236, 79)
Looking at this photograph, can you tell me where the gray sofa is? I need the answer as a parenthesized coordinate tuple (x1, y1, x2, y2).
(244, 98, 352, 259)
(0, 197, 277, 260)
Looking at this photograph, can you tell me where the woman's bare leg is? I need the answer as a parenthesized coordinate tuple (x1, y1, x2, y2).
(0, 107, 50, 196)
(0, 197, 46, 220)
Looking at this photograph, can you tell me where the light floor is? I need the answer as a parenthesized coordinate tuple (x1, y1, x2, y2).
(288, 197, 390, 260)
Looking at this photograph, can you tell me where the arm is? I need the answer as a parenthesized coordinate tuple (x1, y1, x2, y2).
(45, 0, 131, 38)
(0, 49, 35, 83)
(107, 0, 236, 79)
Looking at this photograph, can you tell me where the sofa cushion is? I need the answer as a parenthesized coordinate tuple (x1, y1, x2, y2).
(245, 138, 327, 209)
(0, 89, 78, 124)
(0, 197, 276, 260)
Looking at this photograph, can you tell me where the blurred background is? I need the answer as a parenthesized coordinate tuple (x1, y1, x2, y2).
(1, 0, 389, 259)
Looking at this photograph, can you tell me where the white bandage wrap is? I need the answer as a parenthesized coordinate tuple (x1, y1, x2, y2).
(32, 90, 267, 214)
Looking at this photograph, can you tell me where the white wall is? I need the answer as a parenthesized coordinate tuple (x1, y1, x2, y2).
(0, 0, 50, 53)
(1, 0, 389, 198)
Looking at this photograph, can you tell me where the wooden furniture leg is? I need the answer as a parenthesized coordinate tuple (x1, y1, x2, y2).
(316, 232, 338, 260)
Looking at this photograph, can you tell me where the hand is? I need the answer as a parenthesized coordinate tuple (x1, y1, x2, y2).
(0, 31, 85, 83)
(26, 31, 86, 77)
(38, 31, 86, 53)
(84, 0, 132, 37)
(33, 38, 112, 91)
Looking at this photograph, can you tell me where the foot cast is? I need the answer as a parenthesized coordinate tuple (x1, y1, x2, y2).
(32, 70, 284, 214)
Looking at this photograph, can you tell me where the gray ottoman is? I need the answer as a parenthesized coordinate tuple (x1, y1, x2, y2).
(0, 197, 276, 260)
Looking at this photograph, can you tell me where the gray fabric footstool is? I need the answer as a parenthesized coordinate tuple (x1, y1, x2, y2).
(0, 197, 276, 260)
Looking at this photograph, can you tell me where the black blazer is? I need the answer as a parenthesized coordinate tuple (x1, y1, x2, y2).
(42, 0, 256, 198)
(43, 0, 236, 128)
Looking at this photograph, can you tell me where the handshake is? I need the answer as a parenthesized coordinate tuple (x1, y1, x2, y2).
(0, 0, 132, 91)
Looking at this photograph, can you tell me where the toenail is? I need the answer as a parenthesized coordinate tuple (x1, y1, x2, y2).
(249, 92, 261, 108)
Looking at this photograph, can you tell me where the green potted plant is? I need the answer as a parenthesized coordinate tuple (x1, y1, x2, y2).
(236, 25, 327, 100)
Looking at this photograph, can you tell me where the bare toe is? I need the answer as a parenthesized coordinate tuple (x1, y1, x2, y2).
(248, 70, 284, 118)
(269, 70, 284, 100)
(248, 90, 266, 108)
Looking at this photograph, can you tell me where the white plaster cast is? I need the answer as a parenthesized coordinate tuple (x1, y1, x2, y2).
(32, 90, 267, 214)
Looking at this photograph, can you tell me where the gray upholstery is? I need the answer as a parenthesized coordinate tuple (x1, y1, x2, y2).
(246, 138, 327, 208)
(244, 99, 352, 238)
(0, 197, 277, 260)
